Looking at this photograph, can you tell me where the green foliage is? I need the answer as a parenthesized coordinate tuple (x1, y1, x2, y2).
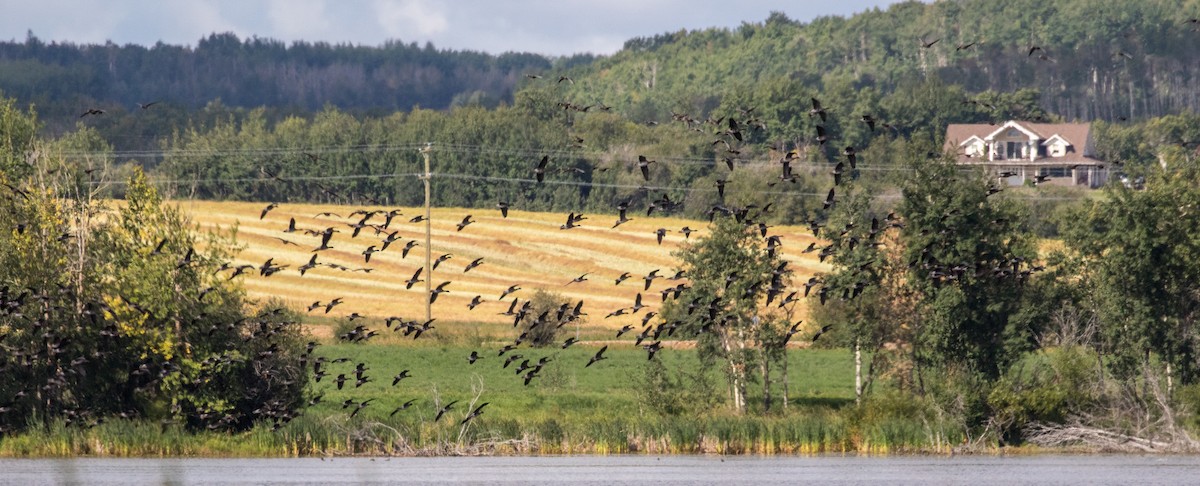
(661, 214, 792, 413)
(986, 346, 1100, 444)
(1058, 152, 1200, 384)
(634, 357, 722, 416)
(898, 146, 1042, 379)
(0, 96, 38, 179)
(0, 129, 307, 436)
(522, 289, 573, 348)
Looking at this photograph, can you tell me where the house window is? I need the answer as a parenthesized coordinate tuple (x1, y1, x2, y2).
(1007, 129, 1020, 137)
(1005, 141, 1022, 159)
(1040, 167, 1069, 178)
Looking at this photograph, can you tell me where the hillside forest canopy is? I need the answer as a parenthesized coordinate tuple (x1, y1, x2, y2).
(0, 0, 1199, 454)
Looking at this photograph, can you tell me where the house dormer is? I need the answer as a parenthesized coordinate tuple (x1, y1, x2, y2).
(958, 135, 986, 158)
(1041, 134, 1072, 158)
(983, 121, 1041, 162)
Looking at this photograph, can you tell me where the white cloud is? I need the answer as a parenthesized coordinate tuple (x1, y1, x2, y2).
(267, 0, 331, 40)
(0, 0, 911, 54)
(154, 1, 241, 44)
(372, 0, 448, 38)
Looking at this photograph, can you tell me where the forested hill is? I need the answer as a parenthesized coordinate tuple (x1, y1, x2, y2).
(0, 32, 567, 124)
(3, 0, 1199, 131)
(555, 0, 1200, 123)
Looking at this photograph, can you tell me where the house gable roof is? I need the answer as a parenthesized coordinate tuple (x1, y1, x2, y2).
(957, 135, 985, 147)
(983, 120, 1041, 141)
(943, 120, 1098, 164)
(1041, 134, 1072, 146)
(944, 121, 1093, 154)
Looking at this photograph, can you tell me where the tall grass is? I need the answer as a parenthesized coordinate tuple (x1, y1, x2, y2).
(0, 405, 964, 457)
(0, 345, 966, 457)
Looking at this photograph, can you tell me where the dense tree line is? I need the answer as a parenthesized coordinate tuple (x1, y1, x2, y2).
(0, 31, 558, 145)
(2, 0, 1199, 157)
(0, 102, 308, 436)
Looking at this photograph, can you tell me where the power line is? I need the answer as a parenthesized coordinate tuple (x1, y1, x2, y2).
(52, 143, 1117, 201)
(89, 173, 425, 185)
(54, 141, 1119, 177)
(91, 169, 1094, 202)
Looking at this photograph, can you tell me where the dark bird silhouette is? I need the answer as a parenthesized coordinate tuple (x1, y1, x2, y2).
(464, 257, 485, 273)
(643, 341, 663, 360)
(843, 146, 857, 169)
(405, 267, 424, 290)
(860, 114, 877, 132)
(325, 297, 344, 314)
(460, 402, 490, 425)
(402, 240, 419, 258)
(956, 40, 978, 51)
(586, 346, 608, 367)
(920, 36, 941, 48)
(630, 293, 647, 314)
(644, 269, 661, 291)
(809, 98, 827, 122)
(560, 212, 583, 230)
(433, 253, 453, 271)
(813, 324, 834, 342)
(715, 179, 727, 198)
(434, 400, 459, 422)
(391, 370, 412, 386)
(362, 246, 380, 263)
(137, 101, 160, 110)
(823, 188, 836, 210)
(499, 285, 521, 301)
(567, 273, 589, 285)
(534, 155, 549, 183)
(260, 203, 279, 220)
(467, 351, 482, 364)
(815, 125, 829, 145)
(637, 155, 655, 181)
(390, 399, 417, 416)
(381, 231, 402, 250)
(456, 215, 475, 232)
(467, 295, 484, 310)
(429, 281, 451, 304)
(496, 201, 510, 218)
(1028, 45, 1044, 56)
(79, 108, 105, 118)
(614, 199, 633, 228)
(831, 162, 846, 186)
(655, 228, 669, 245)
(350, 398, 376, 418)
(615, 272, 631, 286)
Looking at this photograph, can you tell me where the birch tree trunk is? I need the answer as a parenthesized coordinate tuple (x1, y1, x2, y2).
(855, 338, 863, 406)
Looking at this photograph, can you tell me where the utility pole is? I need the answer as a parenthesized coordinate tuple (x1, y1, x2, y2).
(421, 143, 433, 324)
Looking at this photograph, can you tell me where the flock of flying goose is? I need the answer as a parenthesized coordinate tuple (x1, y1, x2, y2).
(1, 32, 1091, 429)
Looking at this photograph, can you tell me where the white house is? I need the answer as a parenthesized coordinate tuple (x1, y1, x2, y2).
(944, 120, 1107, 188)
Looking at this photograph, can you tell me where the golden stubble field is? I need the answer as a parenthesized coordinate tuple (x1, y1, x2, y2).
(181, 200, 829, 331)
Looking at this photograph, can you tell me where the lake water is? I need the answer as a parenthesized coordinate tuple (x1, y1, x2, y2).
(1, 455, 1198, 485)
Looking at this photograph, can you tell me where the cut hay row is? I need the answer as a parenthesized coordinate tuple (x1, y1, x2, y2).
(181, 200, 829, 328)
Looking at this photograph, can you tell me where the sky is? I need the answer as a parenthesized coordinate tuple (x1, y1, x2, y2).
(1, 0, 908, 57)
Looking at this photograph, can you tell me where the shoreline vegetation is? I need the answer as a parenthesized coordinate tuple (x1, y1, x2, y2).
(3, 195, 1199, 458)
